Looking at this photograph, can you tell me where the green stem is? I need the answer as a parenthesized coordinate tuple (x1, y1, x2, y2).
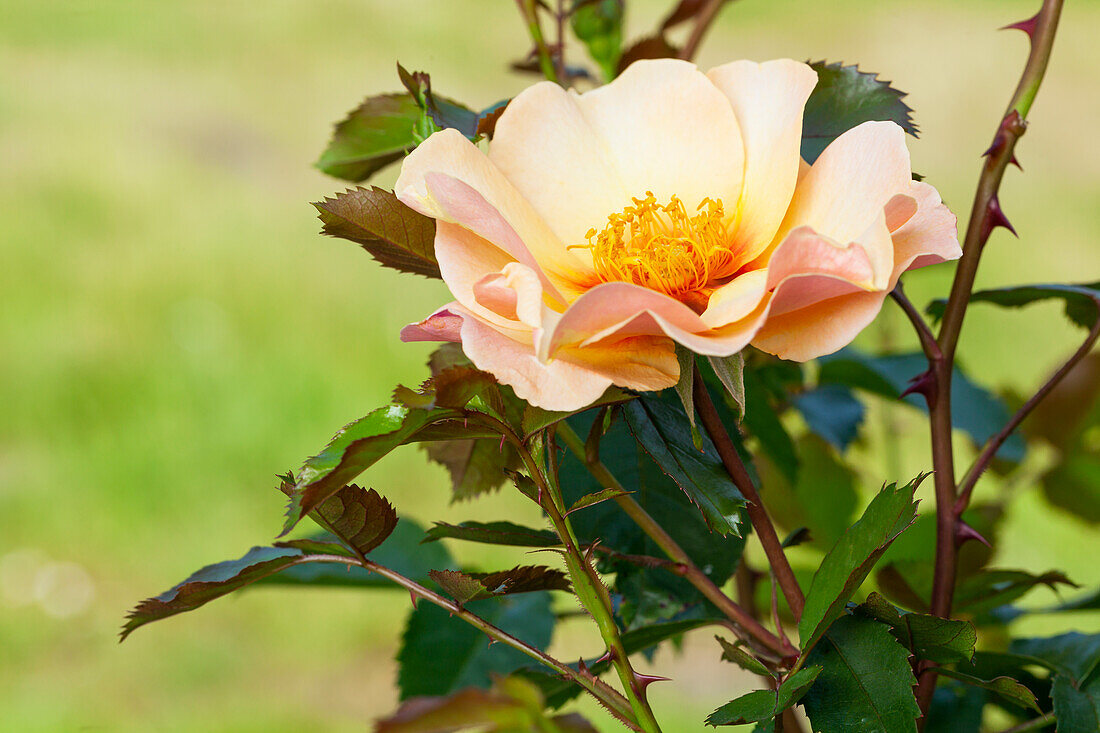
(516, 437, 662, 732)
(557, 422, 796, 661)
(514, 0, 561, 84)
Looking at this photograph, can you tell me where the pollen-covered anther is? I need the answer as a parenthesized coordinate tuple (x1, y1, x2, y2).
(571, 192, 736, 297)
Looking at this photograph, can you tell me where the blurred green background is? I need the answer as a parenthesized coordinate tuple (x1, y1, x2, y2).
(2, 0, 1098, 730)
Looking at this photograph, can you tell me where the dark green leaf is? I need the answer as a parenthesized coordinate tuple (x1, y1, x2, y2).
(122, 545, 347, 640)
(472, 565, 572, 596)
(798, 476, 923, 653)
(926, 282, 1100, 331)
(396, 64, 480, 139)
(857, 592, 975, 664)
(624, 392, 747, 536)
(793, 385, 865, 452)
(801, 614, 920, 733)
(1043, 451, 1100, 524)
(801, 61, 917, 165)
(706, 667, 821, 726)
(398, 593, 555, 699)
(560, 409, 746, 628)
(314, 186, 439, 279)
(316, 93, 420, 181)
(673, 346, 701, 447)
(1011, 633, 1100, 683)
(424, 521, 560, 548)
(571, 0, 622, 82)
(283, 403, 458, 533)
(934, 667, 1042, 713)
(431, 569, 489, 605)
(715, 635, 775, 677)
(819, 349, 1026, 461)
(1052, 673, 1100, 733)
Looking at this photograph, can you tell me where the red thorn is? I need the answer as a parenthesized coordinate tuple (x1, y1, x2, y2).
(981, 195, 1018, 242)
(1001, 12, 1039, 40)
(956, 521, 992, 548)
(487, 637, 497, 648)
(633, 672, 671, 691)
(594, 649, 614, 666)
(584, 539, 602, 566)
(578, 657, 591, 675)
(499, 434, 506, 452)
(900, 370, 936, 402)
(1009, 153, 1023, 170)
(409, 590, 420, 609)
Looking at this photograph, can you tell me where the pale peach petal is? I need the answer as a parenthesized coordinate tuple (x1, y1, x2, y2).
(400, 306, 463, 343)
(395, 129, 586, 299)
(777, 121, 912, 249)
(488, 82, 629, 249)
(545, 281, 769, 358)
(706, 59, 818, 262)
(752, 289, 888, 362)
(453, 307, 678, 411)
(435, 221, 532, 330)
(472, 262, 545, 329)
(700, 269, 769, 328)
(889, 181, 961, 283)
(574, 59, 745, 217)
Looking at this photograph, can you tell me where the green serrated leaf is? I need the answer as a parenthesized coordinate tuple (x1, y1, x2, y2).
(706, 667, 821, 726)
(801, 614, 920, 733)
(314, 186, 439, 279)
(283, 403, 458, 534)
(1052, 673, 1100, 733)
(673, 345, 701, 447)
(571, 0, 623, 82)
(426, 438, 520, 502)
(857, 592, 976, 664)
(316, 93, 421, 181)
(715, 635, 775, 677)
(801, 61, 917, 165)
(926, 282, 1100, 331)
(423, 521, 560, 548)
(623, 392, 747, 537)
(566, 487, 630, 515)
(1011, 633, 1100, 683)
(376, 675, 547, 732)
(707, 353, 746, 418)
(956, 570, 1078, 616)
(309, 484, 397, 556)
(922, 679, 985, 733)
(122, 545, 348, 640)
(798, 476, 923, 654)
(742, 365, 799, 482)
(398, 593, 555, 699)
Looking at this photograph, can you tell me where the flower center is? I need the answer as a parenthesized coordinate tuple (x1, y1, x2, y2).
(572, 192, 737, 299)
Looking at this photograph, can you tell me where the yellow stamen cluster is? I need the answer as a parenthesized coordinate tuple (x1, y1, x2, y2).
(572, 192, 736, 298)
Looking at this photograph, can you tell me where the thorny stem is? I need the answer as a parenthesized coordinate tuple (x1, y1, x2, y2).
(515, 0, 562, 84)
(513, 434, 663, 733)
(912, 0, 1065, 721)
(678, 0, 730, 62)
(955, 314, 1100, 515)
(295, 554, 635, 724)
(691, 366, 805, 621)
(557, 422, 797, 661)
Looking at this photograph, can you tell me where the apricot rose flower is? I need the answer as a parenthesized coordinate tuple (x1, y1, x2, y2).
(397, 59, 960, 410)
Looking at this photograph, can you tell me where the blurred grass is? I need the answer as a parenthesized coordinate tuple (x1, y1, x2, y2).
(1, 0, 1098, 730)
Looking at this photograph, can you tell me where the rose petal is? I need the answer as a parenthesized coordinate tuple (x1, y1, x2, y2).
(752, 289, 888, 362)
(889, 181, 961, 283)
(400, 306, 463, 343)
(707, 59, 819, 263)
